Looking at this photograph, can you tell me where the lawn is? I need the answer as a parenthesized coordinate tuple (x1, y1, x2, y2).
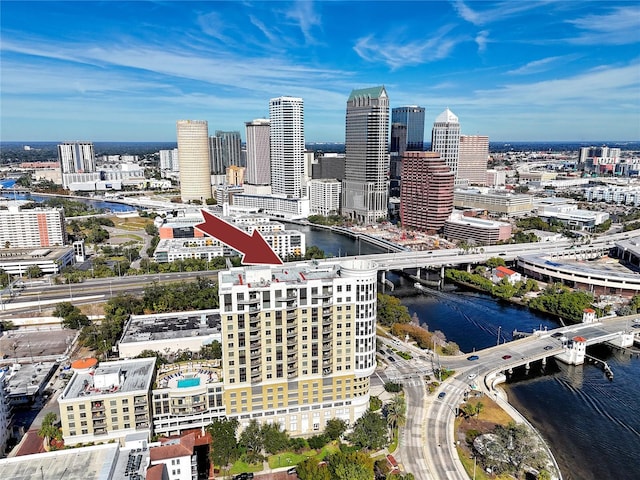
(109, 216, 153, 230)
(112, 233, 144, 242)
(267, 443, 340, 469)
(228, 460, 263, 475)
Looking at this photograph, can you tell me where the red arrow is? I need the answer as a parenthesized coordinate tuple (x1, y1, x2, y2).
(195, 210, 283, 265)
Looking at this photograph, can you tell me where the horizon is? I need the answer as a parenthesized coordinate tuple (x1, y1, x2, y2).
(1, 1, 639, 143)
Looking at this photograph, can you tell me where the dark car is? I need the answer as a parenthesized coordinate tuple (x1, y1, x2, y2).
(467, 355, 479, 361)
(544, 345, 553, 350)
(502, 354, 512, 360)
(234, 474, 254, 480)
(388, 356, 396, 362)
(438, 391, 446, 399)
(551, 332, 563, 338)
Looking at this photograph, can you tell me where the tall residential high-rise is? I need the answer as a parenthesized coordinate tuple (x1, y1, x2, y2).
(391, 106, 425, 151)
(400, 151, 454, 232)
(431, 108, 460, 179)
(176, 120, 212, 202)
(269, 97, 305, 198)
(0, 204, 67, 248)
(342, 86, 389, 224)
(245, 119, 271, 186)
(210, 131, 242, 175)
(58, 142, 96, 174)
(159, 148, 179, 171)
(458, 135, 489, 186)
(218, 259, 378, 434)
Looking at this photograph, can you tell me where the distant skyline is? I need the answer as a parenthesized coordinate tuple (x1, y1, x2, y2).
(1, 1, 639, 143)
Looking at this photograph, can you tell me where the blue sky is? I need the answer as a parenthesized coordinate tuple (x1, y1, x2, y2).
(1, 1, 639, 143)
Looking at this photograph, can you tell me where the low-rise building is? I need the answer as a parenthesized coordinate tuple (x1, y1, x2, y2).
(152, 363, 225, 437)
(118, 310, 221, 359)
(491, 266, 522, 285)
(453, 188, 534, 216)
(443, 212, 512, 245)
(535, 202, 609, 231)
(57, 358, 156, 446)
(0, 246, 75, 276)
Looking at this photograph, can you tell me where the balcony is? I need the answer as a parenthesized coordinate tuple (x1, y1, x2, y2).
(238, 296, 260, 306)
(286, 328, 297, 339)
(92, 419, 106, 427)
(275, 293, 297, 302)
(313, 290, 332, 299)
(286, 311, 297, 321)
(250, 341, 261, 350)
(250, 349, 261, 360)
(323, 317, 332, 327)
(135, 422, 149, 430)
(322, 343, 332, 354)
(134, 397, 146, 406)
(287, 371, 297, 379)
(322, 359, 332, 368)
(287, 353, 297, 363)
(287, 338, 297, 347)
(91, 402, 105, 412)
(91, 412, 106, 419)
(134, 406, 146, 413)
(250, 325, 260, 335)
(94, 427, 108, 435)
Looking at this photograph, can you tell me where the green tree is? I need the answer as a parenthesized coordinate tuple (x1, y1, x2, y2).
(385, 394, 407, 432)
(199, 340, 222, 360)
(488, 422, 547, 477)
(347, 410, 388, 451)
(486, 257, 506, 268)
(38, 412, 61, 445)
(26, 265, 43, 278)
(239, 419, 264, 463)
(324, 418, 348, 441)
(327, 451, 374, 480)
(377, 293, 411, 327)
(0, 268, 10, 288)
(296, 457, 331, 480)
(207, 418, 240, 468)
(304, 245, 325, 260)
(262, 422, 289, 455)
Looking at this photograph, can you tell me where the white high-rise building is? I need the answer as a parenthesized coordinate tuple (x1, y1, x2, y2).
(342, 86, 389, 224)
(309, 179, 341, 216)
(269, 97, 305, 198)
(431, 108, 460, 179)
(245, 119, 271, 186)
(177, 120, 212, 203)
(0, 204, 66, 248)
(458, 135, 489, 186)
(159, 148, 179, 171)
(58, 142, 96, 174)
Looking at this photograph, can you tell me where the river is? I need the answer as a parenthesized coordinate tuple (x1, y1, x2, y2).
(0, 179, 135, 212)
(301, 226, 640, 480)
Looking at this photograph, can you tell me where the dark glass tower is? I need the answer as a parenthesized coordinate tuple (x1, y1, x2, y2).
(391, 106, 425, 151)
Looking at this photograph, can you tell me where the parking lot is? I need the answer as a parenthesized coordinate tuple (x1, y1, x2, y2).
(0, 329, 76, 362)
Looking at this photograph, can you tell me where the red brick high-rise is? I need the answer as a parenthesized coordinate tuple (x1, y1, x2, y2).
(400, 151, 454, 232)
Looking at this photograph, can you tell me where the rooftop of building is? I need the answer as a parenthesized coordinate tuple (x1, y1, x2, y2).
(4, 362, 57, 399)
(120, 309, 221, 345)
(348, 85, 386, 100)
(446, 215, 510, 228)
(434, 107, 458, 124)
(0, 442, 150, 480)
(219, 259, 376, 288)
(59, 357, 156, 401)
(0, 246, 73, 261)
(150, 432, 196, 461)
(519, 253, 640, 280)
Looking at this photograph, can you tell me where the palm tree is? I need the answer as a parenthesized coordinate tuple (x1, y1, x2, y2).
(386, 394, 407, 432)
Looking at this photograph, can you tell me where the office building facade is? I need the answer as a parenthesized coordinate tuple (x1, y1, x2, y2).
(269, 97, 305, 198)
(309, 179, 342, 216)
(391, 106, 425, 151)
(400, 151, 454, 232)
(431, 108, 460, 179)
(245, 119, 271, 186)
(177, 120, 212, 203)
(458, 135, 489, 186)
(342, 86, 389, 224)
(218, 259, 378, 434)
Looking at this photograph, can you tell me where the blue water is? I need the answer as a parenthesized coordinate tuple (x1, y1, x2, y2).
(0, 191, 136, 213)
(177, 377, 201, 388)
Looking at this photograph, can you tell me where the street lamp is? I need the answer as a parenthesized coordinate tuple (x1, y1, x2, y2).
(496, 326, 502, 346)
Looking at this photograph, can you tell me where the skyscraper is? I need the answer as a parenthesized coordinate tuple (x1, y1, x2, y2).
(58, 142, 96, 174)
(209, 131, 242, 175)
(269, 97, 305, 198)
(176, 120, 212, 203)
(431, 108, 460, 179)
(400, 151, 454, 232)
(342, 86, 389, 224)
(458, 135, 489, 186)
(245, 119, 271, 186)
(392, 106, 425, 151)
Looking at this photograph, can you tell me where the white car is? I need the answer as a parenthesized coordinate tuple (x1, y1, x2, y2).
(467, 373, 477, 380)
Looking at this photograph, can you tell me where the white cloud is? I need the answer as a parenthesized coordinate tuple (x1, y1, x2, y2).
(566, 6, 640, 45)
(475, 30, 489, 54)
(284, 0, 322, 45)
(507, 55, 574, 75)
(353, 25, 461, 69)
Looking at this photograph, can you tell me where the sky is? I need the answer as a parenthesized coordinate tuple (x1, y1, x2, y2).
(1, 0, 639, 143)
